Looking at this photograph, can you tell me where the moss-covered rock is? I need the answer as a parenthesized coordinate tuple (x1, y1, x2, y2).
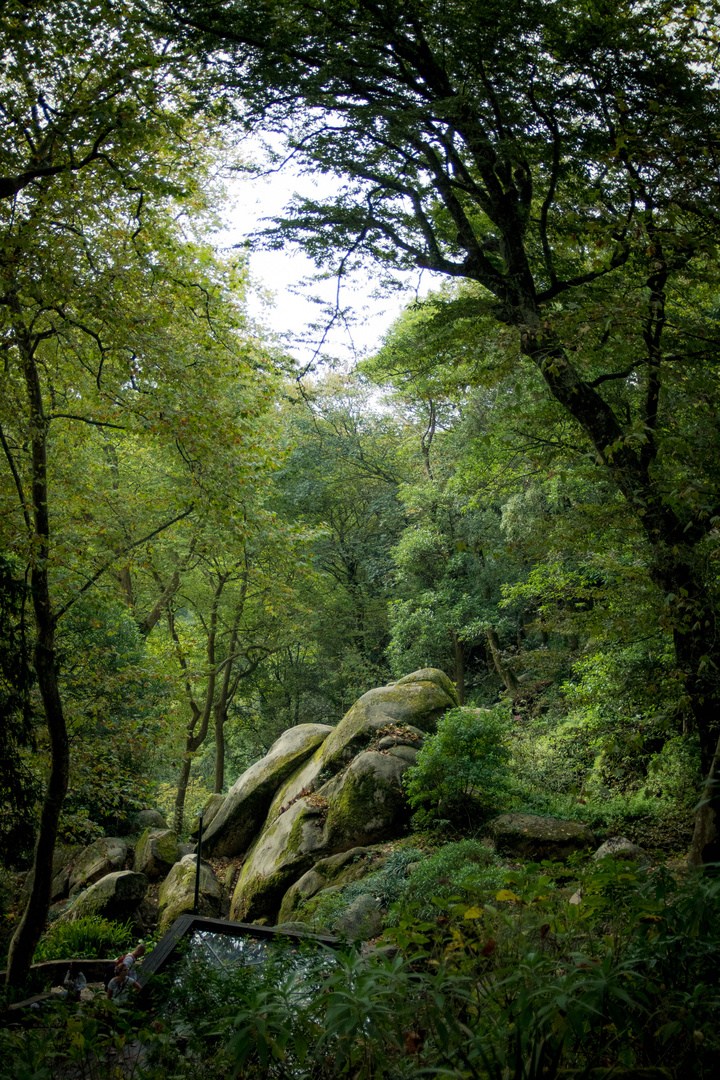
(277, 847, 379, 923)
(486, 813, 596, 861)
(332, 894, 383, 940)
(133, 809, 168, 831)
(133, 828, 179, 881)
(234, 752, 411, 925)
(191, 793, 226, 838)
(23, 845, 83, 904)
(265, 670, 456, 828)
(203, 723, 333, 858)
(68, 838, 128, 894)
(62, 870, 148, 922)
(157, 855, 223, 931)
(225, 670, 458, 924)
(229, 798, 327, 923)
(320, 751, 412, 850)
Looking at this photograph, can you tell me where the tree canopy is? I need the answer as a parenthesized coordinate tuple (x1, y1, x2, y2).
(160, 0, 720, 859)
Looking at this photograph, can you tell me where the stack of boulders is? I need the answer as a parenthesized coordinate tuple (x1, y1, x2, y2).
(25, 668, 647, 943)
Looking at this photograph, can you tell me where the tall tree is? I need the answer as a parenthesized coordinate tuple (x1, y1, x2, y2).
(0, 6, 273, 981)
(165, 0, 720, 861)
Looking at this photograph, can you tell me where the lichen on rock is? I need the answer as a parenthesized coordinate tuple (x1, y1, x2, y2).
(157, 855, 222, 931)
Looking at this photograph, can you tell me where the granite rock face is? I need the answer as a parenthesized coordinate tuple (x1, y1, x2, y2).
(134, 809, 169, 831)
(62, 870, 148, 922)
(202, 723, 334, 858)
(157, 855, 223, 932)
(191, 793, 226, 839)
(133, 828, 180, 880)
(593, 836, 650, 865)
(332, 894, 383, 940)
(228, 669, 458, 924)
(68, 838, 128, 894)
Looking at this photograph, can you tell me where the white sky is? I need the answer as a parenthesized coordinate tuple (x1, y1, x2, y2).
(216, 161, 433, 368)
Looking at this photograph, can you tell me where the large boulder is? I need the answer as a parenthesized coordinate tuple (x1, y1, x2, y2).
(229, 798, 327, 923)
(62, 870, 148, 922)
(68, 838, 128, 894)
(23, 845, 83, 903)
(321, 751, 414, 849)
(227, 669, 457, 924)
(266, 671, 456, 832)
(486, 814, 595, 862)
(133, 828, 179, 881)
(593, 836, 650, 865)
(134, 809, 169, 831)
(332, 894, 383, 940)
(231, 750, 416, 923)
(157, 855, 223, 932)
(278, 847, 377, 924)
(203, 723, 333, 858)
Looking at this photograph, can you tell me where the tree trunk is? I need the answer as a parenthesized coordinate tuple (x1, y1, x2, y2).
(173, 755, 192, 836)
(486, 628, 519, 693)
(213, 609, 241, 794)
(688, 732, 720, 868)
(6, 319, 69, 987)
(451, 631, 465, 705)
(213, 702, 227, 794)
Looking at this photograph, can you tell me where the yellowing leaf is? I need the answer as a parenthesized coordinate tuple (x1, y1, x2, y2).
(496, 889, 522, 903)
(463, 905, 483, 920)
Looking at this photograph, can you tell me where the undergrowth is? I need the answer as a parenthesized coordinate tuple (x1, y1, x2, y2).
(4, 859, 718, 1078)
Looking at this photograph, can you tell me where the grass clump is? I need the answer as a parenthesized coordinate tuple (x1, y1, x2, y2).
(386, 839, 505, 923)
(33, 914, 134, 962)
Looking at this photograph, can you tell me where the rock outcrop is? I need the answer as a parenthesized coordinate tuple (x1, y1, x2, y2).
(134, 809, 169, 831)
(332, 894, 383, 939)
(593, 836, 650, 865)
(277, 847, 379, 924)
(227, 669, 457, 923)
(202, 723, 334, 858)
(486, 813, 595, 861)
(23, 845, 82, 904)
(157, 854, 223, 931)
(68, 838, 128, 894)
(191, 793, 226, 838)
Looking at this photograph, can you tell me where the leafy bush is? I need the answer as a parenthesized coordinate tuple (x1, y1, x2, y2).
(387, 839, 505, 922)
(404, 706, 511, 829)
(33, 914, 134, 962)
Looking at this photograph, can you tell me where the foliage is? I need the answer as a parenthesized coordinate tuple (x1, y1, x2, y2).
(53, 597, 170, 842)
(33, 915, 135, 963)
(386, 839, 505, 924)
(169, 0, 720, 779)
(405, 707, 511, 830)
(3, 861, 720, 1077)
(296, 847, 425, 931)
(0, 558, 40, 864)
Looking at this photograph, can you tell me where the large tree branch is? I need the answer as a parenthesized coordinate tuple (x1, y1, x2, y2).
(55, 504, 195, 621)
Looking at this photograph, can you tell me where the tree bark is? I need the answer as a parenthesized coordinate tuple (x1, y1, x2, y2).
(6, 315, 69, 988)
(688, 733, 720, 868)
(451, 630, 465, 705)
(486, 628, 519, 694)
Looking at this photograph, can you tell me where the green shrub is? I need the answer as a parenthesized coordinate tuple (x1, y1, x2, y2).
(404, 705, 511, 829)
(387, 839, 505, 922)
(33, 914, 134, 962)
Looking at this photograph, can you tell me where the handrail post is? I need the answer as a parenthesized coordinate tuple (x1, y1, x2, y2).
(193, 809, 204, 915)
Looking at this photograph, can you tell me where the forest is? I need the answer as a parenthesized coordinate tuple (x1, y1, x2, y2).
(1, 0, 720, 1076)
